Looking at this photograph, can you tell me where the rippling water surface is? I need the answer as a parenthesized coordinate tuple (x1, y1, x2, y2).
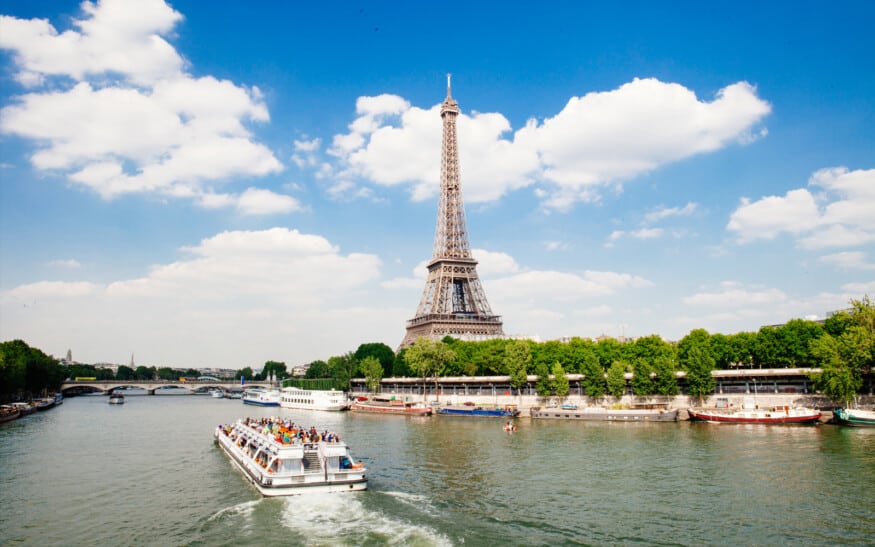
(1, 396, 873, 545)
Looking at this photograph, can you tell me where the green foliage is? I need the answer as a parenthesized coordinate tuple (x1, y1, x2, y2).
(606, 360, 629, 399)
(328, 353, 358, 391)
(580, 349, 606, 399)
(261, 361, 288, 380)
(810, 334, 859, 406)
(678, 329, 710, 370)
(405, 338, 455, 381)
(392, 349, 413, 377)
(727, 331, 756, 367)
(534, 361, 551, 397)
(652, 356, 679, 396)
(594, 338, 625, 370)
(116, 365, 135, 381)
(823, 311, 854, 337)
(0, 340, 65, 398)
(552, 361, 570, 397)
(135, 366, 155, 380)
(359, 356, 384, 393)
(354, 343, 395, 377)
(630, 358, 654, 396)
(236, 367, 254, 381)
(685, 344, 716, 401)
(504, 340, 531, 392)
(304, 360, 329, 378)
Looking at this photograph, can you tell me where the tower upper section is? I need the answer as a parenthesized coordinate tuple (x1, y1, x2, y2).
(431, 74, 473, 263)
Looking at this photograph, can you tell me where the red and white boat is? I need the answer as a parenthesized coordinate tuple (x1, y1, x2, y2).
(350, 397, 432, 416)
(689, 400, 821, 424)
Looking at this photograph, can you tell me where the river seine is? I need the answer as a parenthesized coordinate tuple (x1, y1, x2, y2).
(1, 395, 873, 546)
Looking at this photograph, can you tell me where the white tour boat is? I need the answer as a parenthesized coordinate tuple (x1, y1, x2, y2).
(214, 418, 367, 496)
(280, 387, 349, 411)
(108, 392, 125, 405)
(241, 388, 281, 407)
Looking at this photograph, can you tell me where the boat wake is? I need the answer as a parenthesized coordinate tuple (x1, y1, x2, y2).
(206, 499, 261, 522)
(279, 492, 451, 546)
(382, 490, 442, 517)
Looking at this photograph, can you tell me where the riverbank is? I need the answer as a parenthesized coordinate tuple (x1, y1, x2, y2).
(350, 391, 875, 421)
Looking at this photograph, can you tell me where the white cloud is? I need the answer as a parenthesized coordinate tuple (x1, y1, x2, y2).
(544, 241, 569, 252)
(819, 251, 875, 271)
(727, 167, 875, 248)
(47, 259, 82, 269)
(0, 1, 285, 207)
(327, 78, 769, 208)
(842, 280, 875, 293)
(644, 202, 698, 224)
(0, 0, 184, 86)
(682, 287, 787, 308)
(471, 249, 520, 277)
(1, 228, 388, 367)
(235, 188, 303, 215)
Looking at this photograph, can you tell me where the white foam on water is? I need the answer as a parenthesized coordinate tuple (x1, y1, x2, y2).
(206, 498, 261, 522)
(280, 492, 452, 546)
(382, 490, 440, 517)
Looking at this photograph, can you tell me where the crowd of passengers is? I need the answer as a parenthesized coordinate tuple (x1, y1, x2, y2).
(221, 416, 342, 445)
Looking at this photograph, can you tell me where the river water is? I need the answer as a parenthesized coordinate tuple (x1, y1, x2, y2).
(1, 395, 873, 546)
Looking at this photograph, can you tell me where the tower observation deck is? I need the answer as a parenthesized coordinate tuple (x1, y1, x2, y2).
(399, 76, 504, 349)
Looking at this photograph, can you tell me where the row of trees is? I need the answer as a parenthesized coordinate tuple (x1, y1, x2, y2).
(303, 298, 873, 406)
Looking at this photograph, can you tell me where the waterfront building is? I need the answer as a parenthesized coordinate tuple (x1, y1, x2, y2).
(400, 76, 503, 348)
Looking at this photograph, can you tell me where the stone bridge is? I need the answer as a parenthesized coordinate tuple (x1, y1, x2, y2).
(60, 379, 273, 395)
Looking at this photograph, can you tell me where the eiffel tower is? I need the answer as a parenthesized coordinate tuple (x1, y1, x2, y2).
(399, 76, 504, 349)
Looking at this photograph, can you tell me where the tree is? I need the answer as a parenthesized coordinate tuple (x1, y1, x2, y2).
(235, 367, 254, 382)
(404, 338, 455, 402)
(304, 360, 329, 379)
(652, 356, 679, 396)
(580, 349, 606, 399)
(678, 329, 711, 370)
(359, 356, 383, 393)
(810, 333, 861, 406)
(552, 361, 570, 398)
(262, 360, 288, 381)
(134, 366, 154, 380)
(156, 367, 177, 381)
(354, 343, 395, 377)
(504, 340, 531, 399)
(606, 361, 629, 399)
(328, 353, 358, 392)
(116, 365, 135, 381)
(685, 344, 716, 403)
(630, 358, 654, 396)
(534, 361, 552, 397)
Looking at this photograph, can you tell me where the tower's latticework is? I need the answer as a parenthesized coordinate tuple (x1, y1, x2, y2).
(399, 76, 504, 349)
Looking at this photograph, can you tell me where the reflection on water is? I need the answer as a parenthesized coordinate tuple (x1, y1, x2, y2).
(1, 396, 873, 546)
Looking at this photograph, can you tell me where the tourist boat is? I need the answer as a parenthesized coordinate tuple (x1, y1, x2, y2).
(688, 404, 821, 424)
(214, 418, 367, 496)
(530, 406, 679, 422)
(108, 392, 125, 404)
(242, 388, 281, 407)
(280, 387, 349, 411)
(226, 391, 243, 400)
(437, 404, 520, 418)
(0, 405, 21, 423)
(832, 408, 875, 427)
(350, 397, 432, 416)
(210, 389, 225, 398)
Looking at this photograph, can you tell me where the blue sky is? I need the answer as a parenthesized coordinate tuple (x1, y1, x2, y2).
(1, 0, 873, 370)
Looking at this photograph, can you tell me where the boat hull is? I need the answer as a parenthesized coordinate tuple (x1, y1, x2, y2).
(437, 407, 520, 418)
(688, 408, 821, 424)
(242, 399, 280, 407)
(350, 402, 432, 415)
(530, 408, 678, 422)
(833, 408, 875, 427)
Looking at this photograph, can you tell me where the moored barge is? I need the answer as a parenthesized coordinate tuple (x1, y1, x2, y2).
(530, 406, 678, 422)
